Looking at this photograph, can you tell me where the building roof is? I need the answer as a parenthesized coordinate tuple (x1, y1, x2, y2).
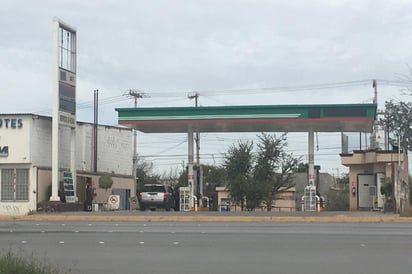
(0, 113, 131, 131)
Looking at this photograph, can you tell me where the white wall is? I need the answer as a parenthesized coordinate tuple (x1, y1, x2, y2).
(28, 115, 133, 175)
(30, 116, 53, 166)
(0, 114, 133, 215)
(0, 115, 31, 164)
(97, 126, 133, 175)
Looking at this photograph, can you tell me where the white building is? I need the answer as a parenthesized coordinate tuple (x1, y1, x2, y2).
(0, 114, 135, 215)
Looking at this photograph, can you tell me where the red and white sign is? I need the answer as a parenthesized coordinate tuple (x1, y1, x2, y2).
(108, 195, 120, 210)
(110, 196, 118, 204)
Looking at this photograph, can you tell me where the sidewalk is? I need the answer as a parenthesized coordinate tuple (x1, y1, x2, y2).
(1, 210, 410, 223)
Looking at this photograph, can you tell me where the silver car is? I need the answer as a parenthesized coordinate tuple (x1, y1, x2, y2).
(138, 184, 174, 211)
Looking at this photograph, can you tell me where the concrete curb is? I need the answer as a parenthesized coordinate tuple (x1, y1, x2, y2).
(1, 214, 411, 223)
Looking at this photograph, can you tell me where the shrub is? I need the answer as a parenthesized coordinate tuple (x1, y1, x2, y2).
(98, 175, 113, 191)
(0, 249, 66, 274)
(326, 190, 349, 211)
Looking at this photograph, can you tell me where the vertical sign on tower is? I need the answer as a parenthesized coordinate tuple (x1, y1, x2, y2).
(56, 18, 76, 126)
(51, 17, 77, 202)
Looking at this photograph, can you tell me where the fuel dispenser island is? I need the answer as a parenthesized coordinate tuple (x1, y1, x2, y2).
(301, 165, 323, 212)
(179, 164, 210, 211)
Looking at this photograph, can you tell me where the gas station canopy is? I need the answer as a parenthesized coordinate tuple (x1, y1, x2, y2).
(116, 103, 376, 133)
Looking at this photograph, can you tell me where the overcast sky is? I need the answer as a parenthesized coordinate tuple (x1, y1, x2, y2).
(1, 0, 412, 175)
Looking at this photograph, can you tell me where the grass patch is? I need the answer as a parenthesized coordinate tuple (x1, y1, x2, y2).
(0, 249, 67, 274)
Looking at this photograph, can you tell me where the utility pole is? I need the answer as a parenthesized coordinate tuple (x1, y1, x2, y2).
(371, 80, 378, 149)
(93, 89, 98, 173)
(188, 92, 203, 200)
(126, 89, 149, 190)
(188, 92, 200, 165)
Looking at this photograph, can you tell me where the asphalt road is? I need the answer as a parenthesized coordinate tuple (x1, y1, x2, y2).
(1, 221, 412, 274)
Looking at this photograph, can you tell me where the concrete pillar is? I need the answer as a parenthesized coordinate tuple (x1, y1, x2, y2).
(70, 127, 77, 202)
(50, 19, 60, 202)
(308, 129, 315, 187)
(188, 130, 194, 209)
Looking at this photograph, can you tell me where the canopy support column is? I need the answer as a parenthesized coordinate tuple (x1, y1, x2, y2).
(303, 129, 318, 211)
(188, 130, 195, 210)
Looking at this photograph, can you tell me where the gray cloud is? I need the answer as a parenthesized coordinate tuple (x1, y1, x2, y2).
(2, 0, 412, 172)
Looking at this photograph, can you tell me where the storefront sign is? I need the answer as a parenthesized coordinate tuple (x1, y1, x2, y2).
(0, 118, 23, 129)
(59, 112, 76, 128)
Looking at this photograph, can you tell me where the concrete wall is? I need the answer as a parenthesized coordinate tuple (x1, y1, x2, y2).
(95, 126, 133, 175)
(36, 170, 135, 206)
(0, 114, 134, 215)
(216, 187, 296, 212)
(29, 117, 133, 175)
(30, 116, 53, 167)
(0, 115, 31, 165)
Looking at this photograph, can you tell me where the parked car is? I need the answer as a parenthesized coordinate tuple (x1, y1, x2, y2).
(138, 184, 174, 211)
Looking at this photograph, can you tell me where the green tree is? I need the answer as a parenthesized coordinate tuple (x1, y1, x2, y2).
(98, 175, 113, 191)
(409, 175, 412, 204)
(253, 133, 284, 210)
(296, 163, 308, 173)
(223, 140, 254, 211)
(223, 133, 302, 211)
(326, 174, 349, 211)
(135, 157, 161, 192)
(254, 133, 301, 211)
(326, 190, 349, 211)
(336, 173, 349, 188)
(202, 165, 226, 210)
(378, 100, 412, 152)
(380, 178, 393, 198)
(176, 167, 188, 189)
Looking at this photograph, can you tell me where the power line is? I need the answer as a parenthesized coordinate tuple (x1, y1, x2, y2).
(27, 79, 412, 115)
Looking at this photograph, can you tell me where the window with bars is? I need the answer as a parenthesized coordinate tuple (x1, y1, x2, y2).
(1, 168, 29, 201)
